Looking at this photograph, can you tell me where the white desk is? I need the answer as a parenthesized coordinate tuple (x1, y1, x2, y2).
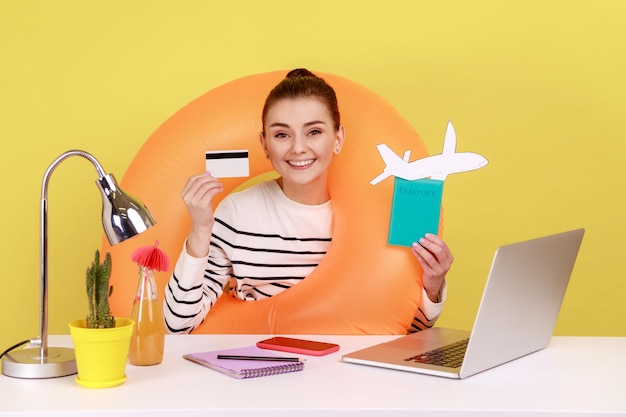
(1, 335, 625, 416)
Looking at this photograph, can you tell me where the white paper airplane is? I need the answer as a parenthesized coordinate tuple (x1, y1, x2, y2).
(370, 121, 488, 185)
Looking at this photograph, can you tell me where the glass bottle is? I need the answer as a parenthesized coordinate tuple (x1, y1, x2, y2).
(129, 266, 165, 365)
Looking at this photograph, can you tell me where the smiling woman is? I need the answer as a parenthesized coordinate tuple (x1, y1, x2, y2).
(260, 96, 345, 205)
(104, 70, 438, 335)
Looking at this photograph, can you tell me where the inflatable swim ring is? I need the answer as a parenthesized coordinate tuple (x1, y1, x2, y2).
(104, 71, 436, 334)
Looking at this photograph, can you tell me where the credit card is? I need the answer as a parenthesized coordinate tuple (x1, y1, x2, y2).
(205, 150, 250, 178)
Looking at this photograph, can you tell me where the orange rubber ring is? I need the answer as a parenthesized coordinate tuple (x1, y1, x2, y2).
(104, 71, 435, 334)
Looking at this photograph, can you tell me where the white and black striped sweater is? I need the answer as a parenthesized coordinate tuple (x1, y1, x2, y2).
(164, 180, 444, 334)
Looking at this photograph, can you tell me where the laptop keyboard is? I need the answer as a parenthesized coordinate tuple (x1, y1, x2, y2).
(404, 338, 469, 368)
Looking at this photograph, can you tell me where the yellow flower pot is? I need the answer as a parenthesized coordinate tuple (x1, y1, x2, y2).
(68, 318, 134, 388)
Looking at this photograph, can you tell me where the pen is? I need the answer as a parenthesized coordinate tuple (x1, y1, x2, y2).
(216, 355, 304, 362)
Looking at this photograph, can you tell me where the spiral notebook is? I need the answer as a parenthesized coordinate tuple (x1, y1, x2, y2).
(183, 345, 305, 379)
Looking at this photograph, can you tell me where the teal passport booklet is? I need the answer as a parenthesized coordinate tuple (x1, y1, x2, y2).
(183, 345, 305, 379)
(388, 177, 444, 247)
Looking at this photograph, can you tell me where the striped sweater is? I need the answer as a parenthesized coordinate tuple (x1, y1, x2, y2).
(164, 180, 445, 334)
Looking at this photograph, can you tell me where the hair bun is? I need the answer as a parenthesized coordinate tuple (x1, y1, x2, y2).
(286, 68, 316, 78)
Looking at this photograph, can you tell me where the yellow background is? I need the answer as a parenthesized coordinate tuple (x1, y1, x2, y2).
(1, 1, 625, 352)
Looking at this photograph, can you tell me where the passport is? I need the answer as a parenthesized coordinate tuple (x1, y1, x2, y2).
(387, 177, 444, 247)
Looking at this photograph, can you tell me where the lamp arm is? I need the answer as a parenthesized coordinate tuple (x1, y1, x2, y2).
(41, 150, 107, 200)
(38, 150, 109, 358)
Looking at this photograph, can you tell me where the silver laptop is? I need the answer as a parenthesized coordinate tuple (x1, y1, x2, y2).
(342, 228, 585, 379)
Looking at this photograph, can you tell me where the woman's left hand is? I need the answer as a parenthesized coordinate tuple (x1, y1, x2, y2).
(411, 234, 454, 302)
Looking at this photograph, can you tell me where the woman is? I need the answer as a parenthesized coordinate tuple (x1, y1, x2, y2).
(164, 69, 454, 334)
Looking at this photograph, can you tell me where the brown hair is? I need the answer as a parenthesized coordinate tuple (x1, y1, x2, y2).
(262, 68, 341, 132)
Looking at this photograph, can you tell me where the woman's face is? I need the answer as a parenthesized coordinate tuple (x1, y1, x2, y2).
(261, 97, 344, 204)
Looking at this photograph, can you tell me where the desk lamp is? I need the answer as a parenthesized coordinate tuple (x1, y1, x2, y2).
(1, 150, 156, 379)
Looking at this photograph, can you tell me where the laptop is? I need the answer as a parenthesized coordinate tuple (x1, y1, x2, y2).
(342, 228, 585, 379)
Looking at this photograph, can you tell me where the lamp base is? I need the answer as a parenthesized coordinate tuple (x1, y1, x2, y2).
(1, 347, 77, 379)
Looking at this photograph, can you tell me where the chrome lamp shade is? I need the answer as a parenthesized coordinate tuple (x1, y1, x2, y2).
(1, 150, 156, 379)
(98, 173, 155, 245)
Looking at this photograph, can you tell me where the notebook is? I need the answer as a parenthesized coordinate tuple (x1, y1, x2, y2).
(342, 228, 585, 379)
(184, 345, 305, 379)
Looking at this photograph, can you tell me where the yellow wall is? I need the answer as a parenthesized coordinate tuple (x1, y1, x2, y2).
(1, 1, 625, 352)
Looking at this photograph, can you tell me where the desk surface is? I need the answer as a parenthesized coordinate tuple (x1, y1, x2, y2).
(1, 335, 625, 416)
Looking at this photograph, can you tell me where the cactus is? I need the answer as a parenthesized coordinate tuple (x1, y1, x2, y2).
(85, 250, 116, 328)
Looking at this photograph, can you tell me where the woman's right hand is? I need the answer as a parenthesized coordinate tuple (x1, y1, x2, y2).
(181, 172, 224, 258)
